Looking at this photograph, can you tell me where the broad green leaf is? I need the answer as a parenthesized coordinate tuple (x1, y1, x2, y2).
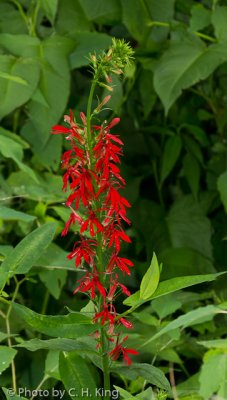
(217, 171, 227, 212)
(140, 253, 160, 300)
(176, 373, 200, 398)
(199, 351, 227, 399)
(0, 135, 37, 181)
(0, 34, 40, 57)
(21, 35, 74, 153)
(161, 136, 182, 184)
(111, 363, 171, 393)
(198, 339, 227, 349)
(159, 247, 215, 280)
(59, 352, 97, 399)
(212, 6, 227, 41)
(113, 386, 135, 399)
(0, 223, 56, 291)
(154, 37, 227, 114)
(69, 31, 112, 69)
(78, 0, 120, 23)
(141, 305, 222, 347)
(183, 153, 200, 199)
(0, 55, 39, 119)
(39, 268, 67, 299)
(12, 303, 94, 338)
(2, 388, 27, 400)
(15, 338, 97, 355)
(0, 346, 17, 373)
(152, 293, 182, 319)
(139, 69, 156, 117)
(124, 273, 222, 307)
(36, 243, 74, 271)
(40, 0, 58, 24)
(55, 0, 91, 35)
(167, 196, 212, 258)
(0, 3, 27, 34)
(120, 0, 149, 42)
(0, 332, 14, 342)
(0, 127, 29, 149)
(189, 4, 211, 32)
(0, 206, 35, 222)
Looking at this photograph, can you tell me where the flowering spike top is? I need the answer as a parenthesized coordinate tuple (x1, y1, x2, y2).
(52, 38, 137, 367)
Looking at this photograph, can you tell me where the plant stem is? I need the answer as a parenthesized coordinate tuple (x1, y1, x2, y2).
(100, 328, 111, 400)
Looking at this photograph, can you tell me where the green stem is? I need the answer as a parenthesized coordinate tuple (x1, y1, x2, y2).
(86, 79, 97, 164)
(101, 328, 111, 400)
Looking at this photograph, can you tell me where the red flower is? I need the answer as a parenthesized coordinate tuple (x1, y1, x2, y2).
(109, 336, 139, 365)
(107, 254, 134, 275)
(93, 303, 116, 326)
(61, 211, 83, 236)
(74, 271, 106, 299)
(67, 238, 97, 267)
(107, 275, 131, 300)
(80, 210, 103, 237)
(105, 223, 131, 253)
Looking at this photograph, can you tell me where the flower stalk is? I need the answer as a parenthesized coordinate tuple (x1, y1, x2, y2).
(52, 39, 136, 397)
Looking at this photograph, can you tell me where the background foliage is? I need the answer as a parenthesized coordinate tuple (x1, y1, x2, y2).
(1, 0, 227, 399)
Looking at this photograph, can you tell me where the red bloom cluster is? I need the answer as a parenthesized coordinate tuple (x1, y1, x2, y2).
(52, 100, 137, 365)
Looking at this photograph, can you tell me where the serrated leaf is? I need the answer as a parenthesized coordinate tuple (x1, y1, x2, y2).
(0, 223, 56, 292)
(59, 352, 97, 399)
(140, 253, 160, 300)
(0, 346, 17, 373)
(199, 352, 227, 399)
(12, 303, 94, 338)
(161, 136, 182, 184)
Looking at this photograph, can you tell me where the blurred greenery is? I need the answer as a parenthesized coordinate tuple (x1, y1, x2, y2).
(1, 0, 227, 398)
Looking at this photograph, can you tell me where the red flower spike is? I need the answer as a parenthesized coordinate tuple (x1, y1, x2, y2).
(53, 94, 137, 364)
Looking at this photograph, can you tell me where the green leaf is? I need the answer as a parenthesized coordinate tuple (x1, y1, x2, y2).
(40, 0, 58, 24)
(0, 34, 40, 57)
(55, 0, 91, 35)
(0, 71, 27, 85)
(0, 346, 17, 373)
(217, 171, 227, 212)
(212, 6, 227, 41)
(140, 253, 160, 300)
(0, 135, 38, 181)
(69, 31, 112, 69)
(39, 268, 67, 299)
(59, 352, 97, 399)
(2, 388, 27, 400)
(161, 136, 182, 184)
(21, 35, 74, 151)
(12, 303, 94, 338)
(120, 0, 149, 42)
(167, 196, 212, 258)
(124, 273, 222, 307)
(198, 339, 227, 349)
(152, 293, 182, 319)
(0, 206, 35, 222)
(189, 4, 211, 32)
(78, 0, 120, 23)
(0, 223, 56, 291)
(111, 363, 171, 393)
(183, 154, 200, 199)
(199, 351, 227, 399)
(36, 243, 74, 271)
(15, 338, 98, 355)
(0, 55, 39, 119)
(141, 305, 222, 347)
(159, 247, 215, 280)
(154, 37, 227, 114)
